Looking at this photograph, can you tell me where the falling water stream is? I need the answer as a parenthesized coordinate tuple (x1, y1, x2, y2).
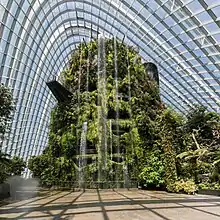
(110, 119, 113, 161)
(97, 35, 107, 184)
(109, 119, 113, 182)
(77, 44, 83, 188)
(76, 37, 133, 189)
(126, 40, 133, 186)
(86, 38, 91, 102)
(78, 122, 88, 188)
(114, 37, 120, 188)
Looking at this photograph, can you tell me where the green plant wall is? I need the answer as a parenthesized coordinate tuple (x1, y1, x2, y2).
(29, 38, 176, 188)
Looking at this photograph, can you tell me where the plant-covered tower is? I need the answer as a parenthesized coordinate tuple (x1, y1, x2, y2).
(46, 37, 161, 188)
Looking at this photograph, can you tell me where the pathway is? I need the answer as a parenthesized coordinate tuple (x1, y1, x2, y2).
(0, 190, 220, 219)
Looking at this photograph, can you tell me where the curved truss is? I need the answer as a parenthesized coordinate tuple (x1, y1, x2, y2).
(0, 0, 220, 161)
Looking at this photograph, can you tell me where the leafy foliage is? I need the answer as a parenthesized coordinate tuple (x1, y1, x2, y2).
(9, 156, 26, 176)
(155, 108, 184, 187)
(0, 84, 22, 183)
(166, 179, 197, 194)
(0, 151, 11, 183)
(198, 182, 220, 190)
(176, 106, 220, 184)
(27, 38, 220, 192)
(0, 154, 26, 183)
(139, 150, 164, 187)
(28, 38, 164, 187)
(0, 84, 14, 137)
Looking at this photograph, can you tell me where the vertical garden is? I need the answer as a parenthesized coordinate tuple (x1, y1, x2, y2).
(28, 38, 220, 193)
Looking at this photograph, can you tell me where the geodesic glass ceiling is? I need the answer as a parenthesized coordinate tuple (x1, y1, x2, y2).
(0, 0, 220, 160)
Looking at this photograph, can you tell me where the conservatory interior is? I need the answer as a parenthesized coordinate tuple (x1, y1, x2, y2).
(0, 0, 220, 219)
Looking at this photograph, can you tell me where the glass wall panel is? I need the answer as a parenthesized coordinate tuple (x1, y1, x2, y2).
(0, 0, 219, 164)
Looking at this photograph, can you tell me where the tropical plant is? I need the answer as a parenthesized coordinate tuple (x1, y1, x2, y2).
(198, 182, 220, 190)
(155, 108, 184, 187)
(9, 156, 26, 176)
(27, 38, 220, 191)
(139, 149, 164, 188)
(176, 106, 220, 184)
(167, 179, 197, 194)
(0, 84, 14, 138)
(0, 151, 11, 183)
(177, 131, 210, 183)
(0, 84, 14, 183)
(0, 151, 11, 166)
(184, 105, 220, 147)
(0, 153, 26, 183)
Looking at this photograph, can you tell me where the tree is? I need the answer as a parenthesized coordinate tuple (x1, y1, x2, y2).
(0, 84, 14, 138)
(28, 155, 50, 178)
(0, 84, 14, 166)
(0, 151, 11, 166)
(177, 132, 210, 183)
(0, 84, 14, 183)
(0, 151, 11, 183)
(174, 106, 220, 185)
(184, 105, 220, 146)
(9, 156, 26, 176)
(0, 154, 26, 183)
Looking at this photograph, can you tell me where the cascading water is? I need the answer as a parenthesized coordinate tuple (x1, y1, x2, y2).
(77, 44, 83, 189)
(114, 36, 120, 188)
(126, 41, 133, 187)
(122, 155, 129, 188)
(109, 119, 113, 182)
(109, 119, 113, 161)
(76, 37, 134, 189)
(78, 121, 88, 189)
(86, 38, 91, 101)
(97, 35, 107, 184)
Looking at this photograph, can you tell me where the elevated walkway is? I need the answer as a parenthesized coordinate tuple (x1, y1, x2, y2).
(46, 80, 72, 103)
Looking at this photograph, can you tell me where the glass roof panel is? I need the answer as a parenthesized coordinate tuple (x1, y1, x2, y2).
(1, 0, 220, 161)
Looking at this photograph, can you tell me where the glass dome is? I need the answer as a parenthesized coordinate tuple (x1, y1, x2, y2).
(0, 0, 220, 160)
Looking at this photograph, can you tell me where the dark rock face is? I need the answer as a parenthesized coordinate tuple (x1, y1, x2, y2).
(144, 62, 159, 85)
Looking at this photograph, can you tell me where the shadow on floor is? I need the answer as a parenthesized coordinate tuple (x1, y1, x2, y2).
(0, 190, 220, 220)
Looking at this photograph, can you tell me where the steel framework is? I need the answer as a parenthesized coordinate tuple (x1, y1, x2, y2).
(0, 0, 220, 162)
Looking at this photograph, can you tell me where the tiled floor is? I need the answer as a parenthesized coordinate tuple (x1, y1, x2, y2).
(0, 190, 220, 219)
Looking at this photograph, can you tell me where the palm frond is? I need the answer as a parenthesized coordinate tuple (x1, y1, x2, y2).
(177, 151, 193, 159)
(213, 159, 220, 166)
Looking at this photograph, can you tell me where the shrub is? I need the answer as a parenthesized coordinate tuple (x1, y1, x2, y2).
(198, 182, 220, 190)
(167, 179, 197, 194)
(139, 150, 164, 188)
